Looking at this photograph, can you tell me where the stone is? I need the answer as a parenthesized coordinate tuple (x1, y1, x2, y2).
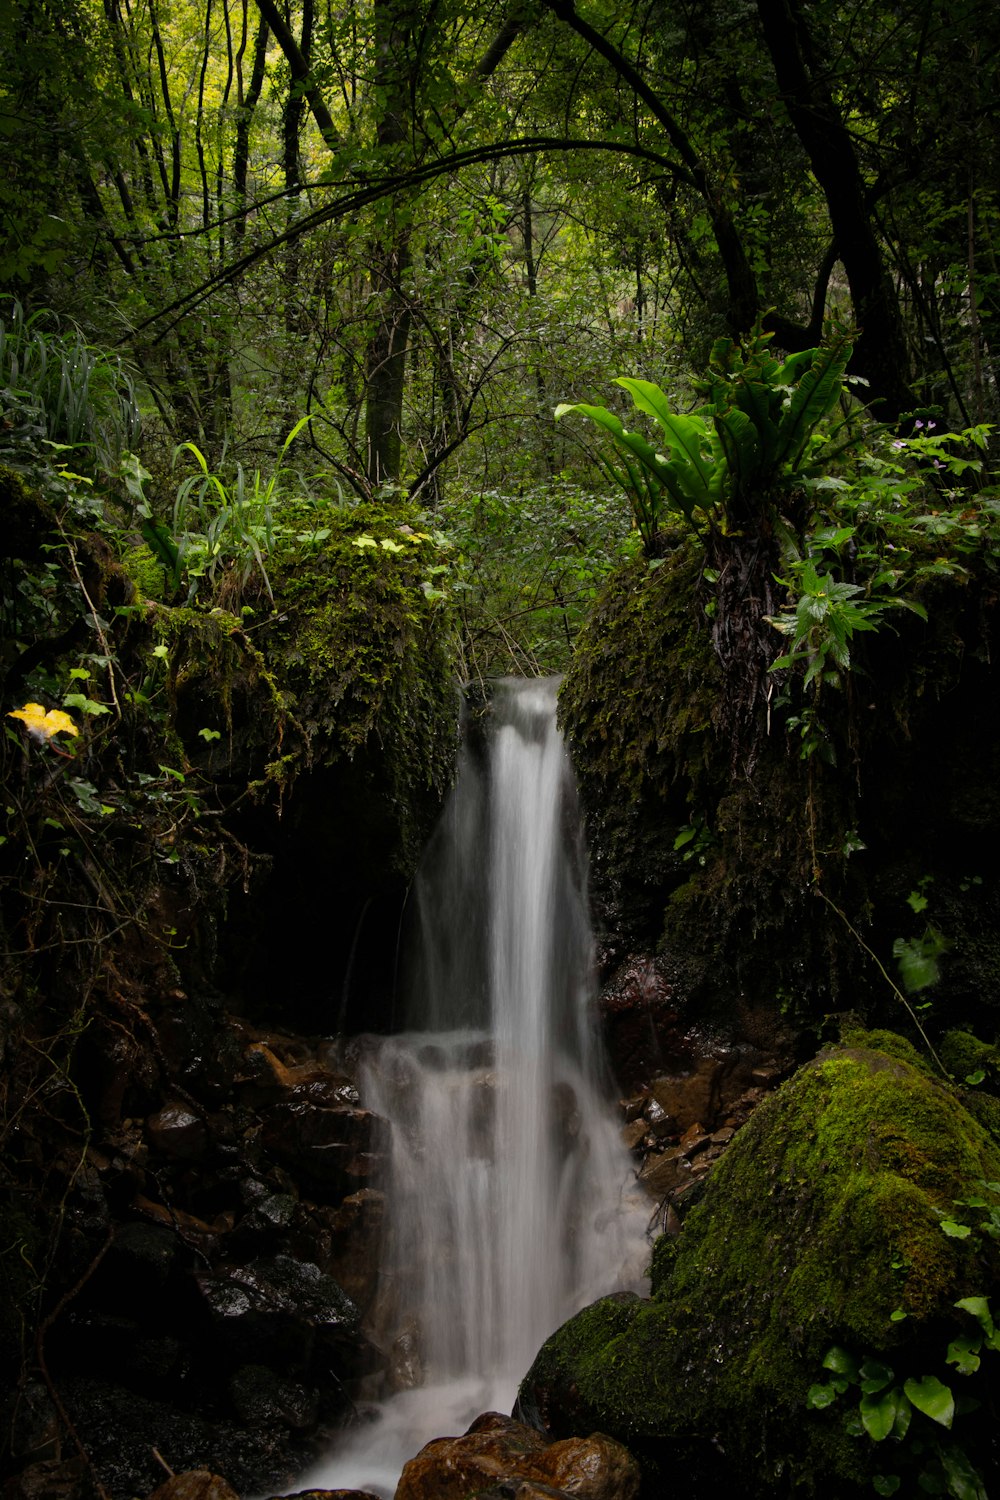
(319, 1189, 385, 1314)
(260, 1104, 388, 1197)
(146, 1104, 209, 1162)
(396, 1414, 639, 1500)
(636, 1146, 689, 1198)
(2, 1459, 86, 1500)
(229, 1365, 318, 1429)
(147, 1471, 240, 1500)
(517, 1041, 1000, 1497)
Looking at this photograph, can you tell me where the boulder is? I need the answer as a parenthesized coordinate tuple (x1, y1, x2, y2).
(516, 1039, 1000, 1496)
(146, 1473, 240, 1500)
(396, 1412, 640, 1500)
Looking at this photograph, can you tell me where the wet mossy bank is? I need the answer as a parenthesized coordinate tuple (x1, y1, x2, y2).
(517, 1039, 1000, 1496)
(1, 493, 461, 1495)
(559, 535, 1000, 1045)
(161, 502, 461, 1030)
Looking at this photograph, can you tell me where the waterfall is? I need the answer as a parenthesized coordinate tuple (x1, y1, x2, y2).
(298, 678, 647, 1495)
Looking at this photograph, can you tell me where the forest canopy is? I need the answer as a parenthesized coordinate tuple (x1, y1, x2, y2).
(3, 0, 999, 495)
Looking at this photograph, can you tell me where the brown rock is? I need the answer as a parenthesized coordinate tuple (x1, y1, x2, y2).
(146, 1103, 208, 1160)
(319, 1189, 386, 1313)
(621, 1120, 647, 1153)
(678, 1123, 706, 1150)
(260, 1104, 388, 1195)
(2, 1460, 86, 1500)
(147, 1472, 240, 1500)
(275, 1492, 380, 1500)
(535, 1432, 641, 1498)
(637, 1146, 690, 1198)
(396, 1414, 639, 1500)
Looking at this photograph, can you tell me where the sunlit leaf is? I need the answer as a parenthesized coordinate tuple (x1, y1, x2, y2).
(7, 702, 79, 741)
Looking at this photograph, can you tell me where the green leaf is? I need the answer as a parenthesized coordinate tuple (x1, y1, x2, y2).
(945, 1336, 981, 1376)
(938, 1441, 988, 1500)
(940, 1220, 972, 1239)
(823, 1345, 859, 1380)
(954, 1296, 994, 1337)
(860, 1388, 900, 1440)
(873, 1477, 901, 1495)
(903, 1374, 954, 1428)
(859, 1359, 895, 1395)
(806, 1382, 838, 1409)
(62, 692, 109, 716)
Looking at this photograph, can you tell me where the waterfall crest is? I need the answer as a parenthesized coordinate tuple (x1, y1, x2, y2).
(299, 678, 647, 1495)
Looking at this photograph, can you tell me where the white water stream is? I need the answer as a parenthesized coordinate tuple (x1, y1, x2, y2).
(297, 678, 647, 1495)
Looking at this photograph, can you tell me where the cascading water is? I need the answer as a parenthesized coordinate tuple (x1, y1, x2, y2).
(298, 677, 648, 1495)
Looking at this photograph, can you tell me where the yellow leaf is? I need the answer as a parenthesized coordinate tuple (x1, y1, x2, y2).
(7, 703, 79, 741)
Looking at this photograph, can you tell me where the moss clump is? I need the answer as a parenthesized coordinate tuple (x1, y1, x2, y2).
(518, 1042, 1000, 1495)
(558, 537, 724, 951)
(263, 503, 459, 872)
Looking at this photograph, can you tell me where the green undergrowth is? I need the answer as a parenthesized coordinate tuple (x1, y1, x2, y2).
(518, 1040, 1000, 1495)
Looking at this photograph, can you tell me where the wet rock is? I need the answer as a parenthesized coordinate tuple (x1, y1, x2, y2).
(621, 1120, 646, 1153)
(598, 956, 685, 1089)
(643, 1098, 672, 1135)
(229, 1365, 319, 1429)
(260, 1105, 388, 1199)
(238, 1042, 360, 1110)
(146, 1104, 209, 1162)
(396, 1413, 639, 1500)
(649, 1048, 753, 1134)
(274, 1491, 380, 1500)
(2, 1458, 86, 1500)
(59, 1376, 326, 1498)
(387, 1316, 423, 1392)
(196, 1254, 360, 1369)
(317, 1190, 385, 1314)
(147, 1472, 240, 1500)
(636, 1147, 690, 1198)
(618, 1095, 646, 1124)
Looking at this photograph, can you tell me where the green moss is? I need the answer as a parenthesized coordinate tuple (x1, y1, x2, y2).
(838, 1027, 930, 1073)
(262, 503, 459, 871)
(121, 542, 170, 602)
(519, 1043, 1000, 1494)
(939, 1029, 1000, 1083)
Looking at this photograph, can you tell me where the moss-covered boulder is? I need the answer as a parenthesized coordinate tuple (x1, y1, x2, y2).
(516, 1040, 1000, 1496)
(159, 502, 460, 1025)
(561, 528, 1000, 1038)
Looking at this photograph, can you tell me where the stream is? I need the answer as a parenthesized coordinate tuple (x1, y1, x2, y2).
(293, 677, 648, 1495)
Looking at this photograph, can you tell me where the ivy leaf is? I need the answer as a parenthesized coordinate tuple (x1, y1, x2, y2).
(62, 692, 110, 716)
(860, 1388, 900, 1441)
(859, 1359, 894, 1394)
(938, 1442, 988, 1500)
(822, 1345, 859, 1380)
(954, 1296, 994, 1338)
(903, 1375, 954, 1428)
(7, 703, 80, 741)
(945, 1336, 981, 1376)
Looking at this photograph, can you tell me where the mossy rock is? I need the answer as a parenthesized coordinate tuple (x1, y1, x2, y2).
(558, 537, 725, 953)
(517, 1041, 1000, 1495)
